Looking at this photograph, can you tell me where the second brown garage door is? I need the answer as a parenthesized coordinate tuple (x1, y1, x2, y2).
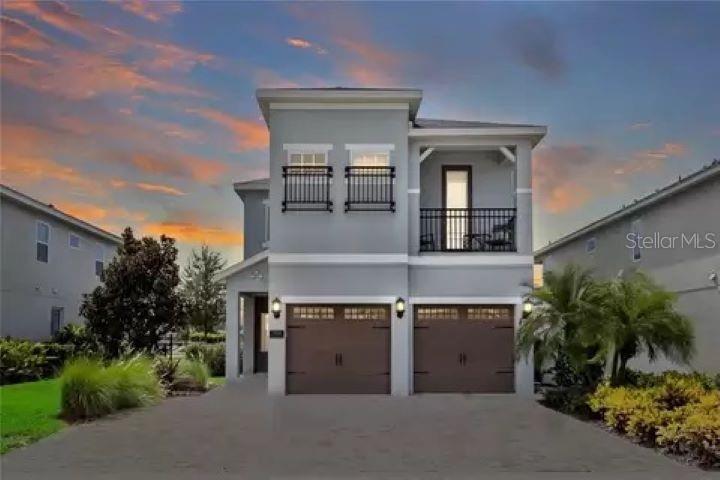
(286, 305, 390, 394)
(414, 305, 515, 393)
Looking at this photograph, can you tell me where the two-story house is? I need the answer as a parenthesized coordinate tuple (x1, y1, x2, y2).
(1, 185, 121, 340)
(536, 161, 720, 373)
(219, 88, 546, 396)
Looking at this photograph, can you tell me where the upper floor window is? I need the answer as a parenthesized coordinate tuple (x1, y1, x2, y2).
(69, 233, 81, 249)
(351, 151, 389, 168)
(95, 244, 104, 277)
(289, 152, 326, 166)
(631, 219, 642, 262)
(282, 144, 333, 212)
(344, 144, 395, 212)
(586, 237, 597, 253)
(36, 221, 50, 263)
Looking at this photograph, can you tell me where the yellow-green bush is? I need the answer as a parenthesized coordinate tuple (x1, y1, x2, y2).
(588, 374, 719, 468)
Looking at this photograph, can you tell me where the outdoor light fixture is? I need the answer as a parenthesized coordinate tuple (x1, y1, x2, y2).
(522, 299, 533, 318)
(271, 297, 282, 319)
(395, 297, 406, 318)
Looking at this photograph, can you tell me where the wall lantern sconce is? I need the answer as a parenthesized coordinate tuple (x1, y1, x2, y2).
(271, 297, 282, 319)
(395, 297, 406, 318)
(522, 299, 533, 318)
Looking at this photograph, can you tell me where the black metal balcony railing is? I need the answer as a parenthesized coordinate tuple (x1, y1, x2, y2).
(282, 166, 333, 212)
(344, 166, 396, 212)
(419, 208, 517, 252)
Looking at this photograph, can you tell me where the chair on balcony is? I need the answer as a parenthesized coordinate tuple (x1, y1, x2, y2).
(483, 215, 516, 251)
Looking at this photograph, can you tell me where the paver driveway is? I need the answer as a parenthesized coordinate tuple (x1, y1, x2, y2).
(2, 376, 710, 479)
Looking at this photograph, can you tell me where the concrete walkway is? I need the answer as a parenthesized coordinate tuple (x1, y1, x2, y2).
(1, 376, 711, 479)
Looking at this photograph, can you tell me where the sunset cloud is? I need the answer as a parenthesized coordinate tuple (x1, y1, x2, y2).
(333, 37, 403, 85)
(56, 201, 149, 224)
(134, 182, 186, 196)
(129, 153, 228, 183)
(286, 37, 328, 55)
(185, 108, 269, 151)
(143, 222, 244, 246)
(109, 0, 183, 23)
(1, 16, 54, 51)
(628, 122, 652, 130)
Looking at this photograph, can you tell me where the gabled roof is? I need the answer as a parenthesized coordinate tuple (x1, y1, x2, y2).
(215, 250, 268, 281)
(535, 159, 720, 257)
(0, 184, 122, 244)
(256, 87, 423, 125)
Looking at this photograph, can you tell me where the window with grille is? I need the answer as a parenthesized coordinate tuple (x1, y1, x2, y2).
(292, 306, 334, 320)
(416, 307, 460, 320)
(344, 307, 386, 320)
(467, 306, 513, 320)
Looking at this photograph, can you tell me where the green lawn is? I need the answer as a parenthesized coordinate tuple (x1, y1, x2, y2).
(209, 376, 226, 387)
(0, 379, 66, 454)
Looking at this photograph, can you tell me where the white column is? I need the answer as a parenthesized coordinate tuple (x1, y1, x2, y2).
(242, 295, 255, 375)
(514, 301, 534, 396)
(267, 298, 286, 395)
(515, 141, 533, 255)
(391, 301, 411, 396)
(225, 290, 241, 381)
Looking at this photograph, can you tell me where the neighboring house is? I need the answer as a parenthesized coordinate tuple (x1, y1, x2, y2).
(219, 87, 546, 396)
(536, 160, 720, 373)
(0, 185, 122, 340)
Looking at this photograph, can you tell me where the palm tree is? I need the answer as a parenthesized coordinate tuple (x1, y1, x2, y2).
(601, 272, 694, 385)
(517, 264, 606, 383)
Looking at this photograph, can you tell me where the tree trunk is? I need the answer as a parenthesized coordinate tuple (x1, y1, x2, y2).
(610, 350, 620, 386)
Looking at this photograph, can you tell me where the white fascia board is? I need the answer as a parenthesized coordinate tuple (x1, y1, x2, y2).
(283, 143, 333, 152)
(345, 144, 396, 151)
(280, 296, 396, 304)
(409, 255, 534, 266)
(216, 250, 268, 281)
(409, 127, 547, 138)
(410, 296, 523, 305)
(271, 103, 409, 111)
(269, 253, 408, 265)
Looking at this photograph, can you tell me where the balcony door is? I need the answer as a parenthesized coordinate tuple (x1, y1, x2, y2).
(442, 166, 472, 250)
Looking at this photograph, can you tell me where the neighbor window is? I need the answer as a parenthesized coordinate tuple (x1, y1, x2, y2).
(36, 221, 50, 263)
(95, 244, 104, 277)
(631, 219, 642, 262)
(69, 233, 81, 249)
(50, 307, 64, 336)
(586, 237, 597, 253)
(288, 152, 327, 166)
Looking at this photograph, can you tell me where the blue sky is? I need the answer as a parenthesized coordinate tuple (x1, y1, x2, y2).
(2, 1, 718, 264)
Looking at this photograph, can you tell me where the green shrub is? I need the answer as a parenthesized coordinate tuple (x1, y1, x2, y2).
(52, 324, 99, 356)
(184, 343, 224, 376)
(174, 359, 210, 392)
(60, 358, 116, 420)
(186, 331, 224, 344)
(0, 338, 71, 384)
(153, 355, 181, 388)
(60, 357, 163, 420)
(104, 356, 163, 409)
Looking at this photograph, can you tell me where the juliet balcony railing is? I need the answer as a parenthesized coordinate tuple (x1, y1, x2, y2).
(282, 166, 333, 212)
(344, 166, 396, 212)
(419, 208, 517, 252)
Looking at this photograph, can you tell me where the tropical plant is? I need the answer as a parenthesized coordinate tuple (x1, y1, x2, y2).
(60, 358, 117, 419)
(600, 272, 694, 385)
(180, 245, 226, 339)
(0, 339, 72, 384)
(81, 227, 185, 358)
(184, 343, 225, 376)
(516, 264, 606, 387)
(174, 359, 210, 392)
(104, 356, 163, 409)
(52, 324, 99, 356)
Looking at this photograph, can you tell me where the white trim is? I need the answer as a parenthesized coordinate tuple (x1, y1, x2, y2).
(269, 253, 408, 265)
(283, 143, 333, 152)
(345, 144, 395, 152)
(410, 296, 522, 305)
(419, 147, 435, 163)
(516, 188, 532, 194)
(409, 255, 533, 266)
(216, 250, 269, 281)
(0, 186, 121, 245)
(409, 126, 547, 138)
(261, 199, 270, 206)
(499, 146, 516, 163)
(408, 188, 420, 194)
(271, 103, 409, 111)
(280, 296, 396, 304)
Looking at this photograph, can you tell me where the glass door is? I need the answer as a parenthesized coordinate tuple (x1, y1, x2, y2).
(443, 166, 471, 250)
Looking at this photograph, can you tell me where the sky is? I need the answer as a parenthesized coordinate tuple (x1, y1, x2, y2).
(1, 1, 719, 266)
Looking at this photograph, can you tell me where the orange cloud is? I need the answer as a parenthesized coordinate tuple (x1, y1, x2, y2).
(286, 37, 327, 55)
(636, 143, 688, 160)
(109, 0, 183, 23)
(135, 182, 186, 196)
(130, 153, 228, 183)
(143, 222, 244, 246)
(1, 16, 53, 51)
(57, 201, 149, 224)
(186, 107, 269, 151)
(333, 37, 404, 86)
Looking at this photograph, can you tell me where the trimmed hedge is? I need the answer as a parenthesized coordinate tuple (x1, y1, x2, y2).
(186, 331, 225, 344)
(589, 372, 720, 468)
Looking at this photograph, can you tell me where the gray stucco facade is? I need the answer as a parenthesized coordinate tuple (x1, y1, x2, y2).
(1, 185, 121, 340)
(536, 162, 720, 373)
(221, 88, 547, 396)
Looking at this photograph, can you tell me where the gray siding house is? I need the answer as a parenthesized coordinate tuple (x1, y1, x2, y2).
(536, 161, 720, 373)
(219, 88, 546, 396)
(1, 185, 121, 340)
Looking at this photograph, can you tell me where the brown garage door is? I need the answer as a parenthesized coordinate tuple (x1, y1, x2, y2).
(414, 305, 515, 393)
(286, 305, 390, 394)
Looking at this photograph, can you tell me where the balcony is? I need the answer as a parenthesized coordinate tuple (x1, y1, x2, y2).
(419, 208, 516, 252)
(344, 166, 396, 212)
(282, 166, 333, 212)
